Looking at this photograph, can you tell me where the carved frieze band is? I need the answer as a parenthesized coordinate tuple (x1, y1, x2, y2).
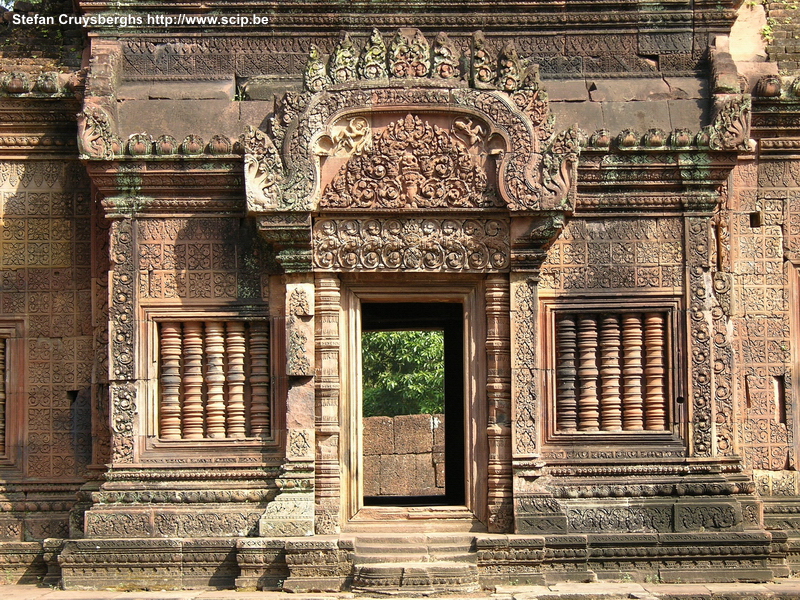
(687, 217, 713, 457)
(312, 218, 510, 272)
(512, 275, 538, 456)
(108, 218, 136, 463)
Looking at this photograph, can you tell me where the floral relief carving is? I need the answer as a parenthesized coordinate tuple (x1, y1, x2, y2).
(77, 104, 114, 161)
(312, 218, 510, 272)
(688, 217, 713, 457)
(320, 114, 498, 210)
(244, 126, 285, 211)
(287, 286, 313, 377)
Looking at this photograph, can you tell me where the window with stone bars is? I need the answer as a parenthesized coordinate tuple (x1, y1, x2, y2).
(157, 320, 270, 440)
(554, 310, 672, 433)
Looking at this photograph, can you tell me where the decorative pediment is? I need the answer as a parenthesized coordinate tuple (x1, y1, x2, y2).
(320, 114, 500, 210)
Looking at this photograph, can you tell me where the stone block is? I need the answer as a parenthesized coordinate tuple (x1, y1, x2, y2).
(236, 538, 288, 591)
(668, 99, 710, 130)
(117, 79, 236, 100)
(601, 101, 672, 134)
(394, 414, 433, 454)
(673, 501, 743, 532)
(546, 79, 590, 102)
(589, 78, 672, 102)
(240, 75, 303, 100)
(117, 99, 242, 141)
(0, 541, 46, 584)
(363, 455, 380, 496)
(433, 451, 446, 489)
(380, 453, 437, 496)
(550, 101, 604, 134)
(665, 76, 709, 99)
(432, 413, 445, 451)
(364, 415, 394, 455)
(60, 538, 183, 590)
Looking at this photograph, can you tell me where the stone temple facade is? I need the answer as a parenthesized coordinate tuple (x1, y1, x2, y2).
(0, 0, 799, 592)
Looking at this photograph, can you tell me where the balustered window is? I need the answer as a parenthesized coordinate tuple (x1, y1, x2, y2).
(157, 320, 270, 440)
(554, 310, 671, 433)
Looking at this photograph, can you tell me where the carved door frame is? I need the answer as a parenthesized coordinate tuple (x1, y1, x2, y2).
(338, 276, 488, 529)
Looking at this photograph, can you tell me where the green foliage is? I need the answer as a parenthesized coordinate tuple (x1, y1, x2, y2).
(362, 330, 444, 417)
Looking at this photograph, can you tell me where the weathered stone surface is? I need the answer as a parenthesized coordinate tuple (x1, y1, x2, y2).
(364, 416, 394, 456)
(394, 414, 433, 455)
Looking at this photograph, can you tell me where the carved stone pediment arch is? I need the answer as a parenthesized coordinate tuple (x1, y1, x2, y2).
(244, 84, 581, 217)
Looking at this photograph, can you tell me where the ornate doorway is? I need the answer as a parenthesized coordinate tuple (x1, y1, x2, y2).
(360, 301, 465, 507)
(340, 279, 487, 529)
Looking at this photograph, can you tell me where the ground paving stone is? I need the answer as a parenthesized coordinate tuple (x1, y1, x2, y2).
(5, 583, 800, 600)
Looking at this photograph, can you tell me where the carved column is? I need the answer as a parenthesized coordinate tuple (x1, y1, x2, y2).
(622, 313, 645, 431)
(577, 316, 600, 431)
(555, 315, 578, 432)
(182, 322, 205, 440)
(315, 274, 342, 534)
(248, 321, 271, 437)
(107, 217, 137, 465)
(260, 275, 316, 537)
(599, 314, 623, 431)
(0, 338, 5, 450)
(644, 312, 667, 431)
(486, 274, 512, 532)
(226, 322, 247, 439)
(158, 322, 182, 440)
(204, 322, 227, 439)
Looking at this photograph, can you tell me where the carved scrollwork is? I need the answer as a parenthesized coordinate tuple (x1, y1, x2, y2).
(432, 32, 461, 80)
(359, 29, 388, 80)
(312, 217, 510, 272)
(110, 382, 136, 464)
(709, 95, 753, 152)
(542, 125, 584, 209)
(244, 126, 285, 211)
(304, 45, 328, 92)
(329, 33, 358, 85)
(320, 114, 497, 209)
(390, 29, 430, 78)
(78, 103, 114, 160)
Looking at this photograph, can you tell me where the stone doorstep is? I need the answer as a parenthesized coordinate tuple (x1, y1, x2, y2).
(352, 561, 479, 593)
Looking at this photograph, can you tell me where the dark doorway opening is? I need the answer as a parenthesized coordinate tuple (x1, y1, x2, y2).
(361, 302, 465, 506)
